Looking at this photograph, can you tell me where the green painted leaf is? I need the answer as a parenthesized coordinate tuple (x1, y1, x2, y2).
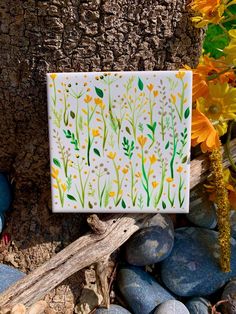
(53, 158, 61, 168)
(94, 148, 101, 157)
(121, 199, 126, 209)
(162, 201, 166, 209)
(95, 87, 104, 98)
(165, 141, 169, 149)
(138, 77, 144, 91)
(88, 201, 93, 209)
(67, 194, 76, 201)
(125, 126, 131, 135)
(184, 107, 190, 119)
(70, 111, 75, 119)
(182, 155, 188, 163)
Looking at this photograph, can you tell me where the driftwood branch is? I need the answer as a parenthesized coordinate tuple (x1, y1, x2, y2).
(0, 139, 235, 310)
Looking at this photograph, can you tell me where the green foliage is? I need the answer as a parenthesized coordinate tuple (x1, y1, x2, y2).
(95, 87, 104, 98)
(63, 129, 79, 151)
(203, 24, 229, 58)
(121, 199, 126, 209)
(122, 136, 135, 159)
(53, 158, 61, 168)
(138, 77, 144, 91)
(93, 148, 101, 157)
(184, 107, 190, 119)
(67, 194, 76, 201)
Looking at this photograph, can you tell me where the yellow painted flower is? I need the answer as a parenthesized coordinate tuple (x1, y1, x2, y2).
(135, 172, 141, 178)
(82, 108, 88, 115)
(196, 82, 236, 132)
(61, 183, 67, 192)
(149, 154, 158, 164)
(107, 152, 117, 160)
(109, 191, 115, 197)
(94, 97, 105, 110)
(137, 135, 147, 148)
(51, 167, 59, 179)
(175, 71, 186, 79)
(152, 181, 159, 188)
(147, 83, 154, 91)
(166, 177, 173, 183)
(92, 129, 100, 137)
(53, 184, 58, 189)
(170, 94, 177, 105)
(177, 166, 183, 173)
(84, 95, 92, 103)
(191, 108, 220, 153)
(153, 90, 159, 97)
(50, 73, 57, 80)
(122, 168, 129, 174)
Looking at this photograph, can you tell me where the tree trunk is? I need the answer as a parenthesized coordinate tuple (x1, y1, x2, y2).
(0, 1, 203, 312)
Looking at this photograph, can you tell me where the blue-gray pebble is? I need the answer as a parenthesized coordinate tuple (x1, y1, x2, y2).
(187, 186, 217, 229)
(185, 297, 211, 314)
(0, 213, 5, 234)
(221, 279, 236, 314)
(230, 211, 236, 238)
(154, 300, 190, 314)
(161, 227, 236, 296)
(0, 174, 12, 212)
(125, 214, 174, 266)
(0, 264, 25, 293)
(117, 265, 174, 314)
(95, 304, 131, 314)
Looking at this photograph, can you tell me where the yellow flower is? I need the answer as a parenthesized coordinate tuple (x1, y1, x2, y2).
(51, 167, 59, 179)
(177, 166, 183, 173)
(82, 108, 88, 115)
(149, 154, 158, 164)
(196, 82, 236, 132)
(153, 90, 158, 97)
(122, 168, 129, 174)
(84, 95, 92, 103)
(92, 129, 100, 137)
(109, 191, 115, 197)
(224, 30, 236, 66)
(191, 108, 220, 153)
(190, 0, 225, 27)
(147, 83, 154, 91)
(166, 177, 173, 183)
(107, 152, 116, 160)
(152, 181, 158, 188)
(137, 135, 147, 148)
(170, 94, 177, 105)
(50, 73, 57, 80)
(94, 97, 105, 110)
(135, 172, 141, 178)
(61, 183, 67, 192)
(175, 71, 186, 79)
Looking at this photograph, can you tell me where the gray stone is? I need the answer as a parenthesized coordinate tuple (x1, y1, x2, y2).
(95, 304, 131, 314)
(161, 227, 236, 296)
(154, 300, 190, 314)
(0, 213, 5, 234)
(117, 265, 174, 314)
(125, 214, 174, 266)
(0, 264, 25, 293)
(185, 297, 211, 314)
(222, 279, 236, 314)
(0, 174, 12, 212)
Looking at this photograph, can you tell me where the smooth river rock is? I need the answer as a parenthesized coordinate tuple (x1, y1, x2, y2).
(161, 227, 236, 296)
(154, 300, 190, 314)
(95, 305, 131, 314)
(0, 213, 5, 234)
(185, 297, 211, 314)
(0, 173, 12, 212)
(117, 265, 174, 314)
(221, 279, 236, 314)
(0, 264, 25, 293)
(125, 214, 174, 266)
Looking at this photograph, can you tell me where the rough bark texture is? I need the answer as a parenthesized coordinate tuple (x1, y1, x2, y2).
(0, 0, 203, 312)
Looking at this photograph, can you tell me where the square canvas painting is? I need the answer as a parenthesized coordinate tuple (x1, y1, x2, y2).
(47, 71, 192, 213)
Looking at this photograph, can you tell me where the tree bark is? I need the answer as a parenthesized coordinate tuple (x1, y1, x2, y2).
(0, 0, 203, 312)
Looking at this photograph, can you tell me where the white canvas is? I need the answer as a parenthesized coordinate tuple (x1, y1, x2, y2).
(47, 71, 192, 213)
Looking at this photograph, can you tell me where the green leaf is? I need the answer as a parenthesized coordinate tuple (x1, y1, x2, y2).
(138, 77, 144, 91)
(184, 107, 190, 119)
(95, 87, 104, 98)
(121, 199, 126, 209)
(125, 126, 131, 135)
(162, 201, 166, 209)
(70, 111, 75, 119)
(93, 148, 101, 157)
(203, 24, 229, 58)
(67, 194, 77, 201)
(53, 158, 61, 168)
(147, 134, 153, 140)
(147, 124, 154, 132)
(88, 201, 93, 209)
(165, 141, 169, 149)
(153, 121, 157, 131)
